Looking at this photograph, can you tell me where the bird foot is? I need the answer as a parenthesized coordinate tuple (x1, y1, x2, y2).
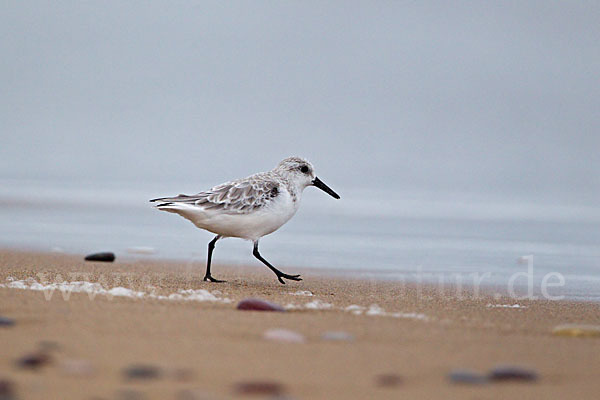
(276, 273, 302, 284)
(203, 275, 226, 283)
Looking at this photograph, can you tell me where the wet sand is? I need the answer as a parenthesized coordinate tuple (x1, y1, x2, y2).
(1, 249, 599, 399)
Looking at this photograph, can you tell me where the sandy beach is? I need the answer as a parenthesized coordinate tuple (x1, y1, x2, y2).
(1, 249, 599, 399)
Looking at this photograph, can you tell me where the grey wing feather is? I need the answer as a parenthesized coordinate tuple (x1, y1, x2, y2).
(150, 174, 280, 214)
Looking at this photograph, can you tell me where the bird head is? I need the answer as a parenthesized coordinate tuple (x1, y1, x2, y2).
(274, 157, 340, 199)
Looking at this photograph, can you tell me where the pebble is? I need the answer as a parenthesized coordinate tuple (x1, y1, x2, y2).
(448, 369, 489, 384)
(122, 365, 162, 380)
(38, 340, 61, 352)
(0, 316, 15, 327)
(234, 381, 285, 396)
(552, 324, 600, 338)
(115, 389, 147, 400)
(175, 389, 213, 400)
(84, 252, 116, 262)
(171, 367, 195, 382)
(321, 331, 354, 341)
(15, 352, 51, 370)
(263, 329, 305, 343)
(375, 373, 403, 387)
(489, 365, 538, 382)
(236, 298, 285, 312)
(61, 359, 95, 376)
(0, 379, 16, 399)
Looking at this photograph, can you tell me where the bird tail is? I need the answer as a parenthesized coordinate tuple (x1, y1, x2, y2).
(149, 197, 171, 208)
(149, 195, 200, 214)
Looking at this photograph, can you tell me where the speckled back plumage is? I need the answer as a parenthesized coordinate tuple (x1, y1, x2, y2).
(152, 172, 284, 214)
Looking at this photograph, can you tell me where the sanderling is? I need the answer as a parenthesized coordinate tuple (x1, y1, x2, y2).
(150, 156, 340, 284)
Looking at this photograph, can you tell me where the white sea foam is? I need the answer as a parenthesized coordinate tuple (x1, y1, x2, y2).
(2, 278, 426, 319)
(157, 289, 232, 303)
(0, 279, 146, 299)
(388, 311, 429, 321)
(304, 299, 333, 310)
(1, 278, 230, 303)
(290, 290, 313, 296)
(344, 304, 365, 315)
(107, 287, 146, 298)
(365, 304, 386, 316)
(486, 303, 526, 308)
(343, 303, 428, 320)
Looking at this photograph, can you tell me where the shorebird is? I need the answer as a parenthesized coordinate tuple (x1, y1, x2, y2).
(150, 157, 340, 284)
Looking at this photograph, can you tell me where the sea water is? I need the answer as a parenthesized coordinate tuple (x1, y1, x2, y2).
(1, 178, 599, 301)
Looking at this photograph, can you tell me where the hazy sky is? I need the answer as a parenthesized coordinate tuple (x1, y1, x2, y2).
(1, 1, 599, 203)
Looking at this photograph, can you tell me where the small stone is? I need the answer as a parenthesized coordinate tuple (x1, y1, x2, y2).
(171, 367, 195, 382)
(375, 373, 403, 387)
(234, 381, 285, 396)
(552, 324, 600, 338)
(0, 316, 15, 327)
(0, 379, 16, 399)
(175, 389, 213, 400)
(321, 331, 354, 341)
(175, 390, 196, 400)
(122, 365, 162, 380)
(115, 389, 147, 400)
(38, 340, 61, 352)
(84, 252, 115, 262)
(263, 329, 305, 343)
(236, 298, 285, 312)
(489, 365, 538, 382)
(16, 352, 51, 370)
(61, 359, 95, 376)
(448, 369, 489, 384)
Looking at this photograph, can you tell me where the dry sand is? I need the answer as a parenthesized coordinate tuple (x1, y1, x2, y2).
(1, 249, 599, 399)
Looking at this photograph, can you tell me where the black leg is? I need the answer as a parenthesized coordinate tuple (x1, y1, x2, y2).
(252, 241, 302, 284)
(203, 235, 225, 282)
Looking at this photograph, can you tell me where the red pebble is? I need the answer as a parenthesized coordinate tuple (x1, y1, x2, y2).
(236, 298, 286, 312)
(375, 373, 403, 387)
(489, 365, 538, 382)
(16, 352, 51, 369)
(234, 381, 285, 395)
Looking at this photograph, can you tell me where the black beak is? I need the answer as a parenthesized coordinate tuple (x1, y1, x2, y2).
(312, 177, 340, 199)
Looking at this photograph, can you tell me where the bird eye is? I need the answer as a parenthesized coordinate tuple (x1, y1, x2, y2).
(300, 165, 309, 174)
